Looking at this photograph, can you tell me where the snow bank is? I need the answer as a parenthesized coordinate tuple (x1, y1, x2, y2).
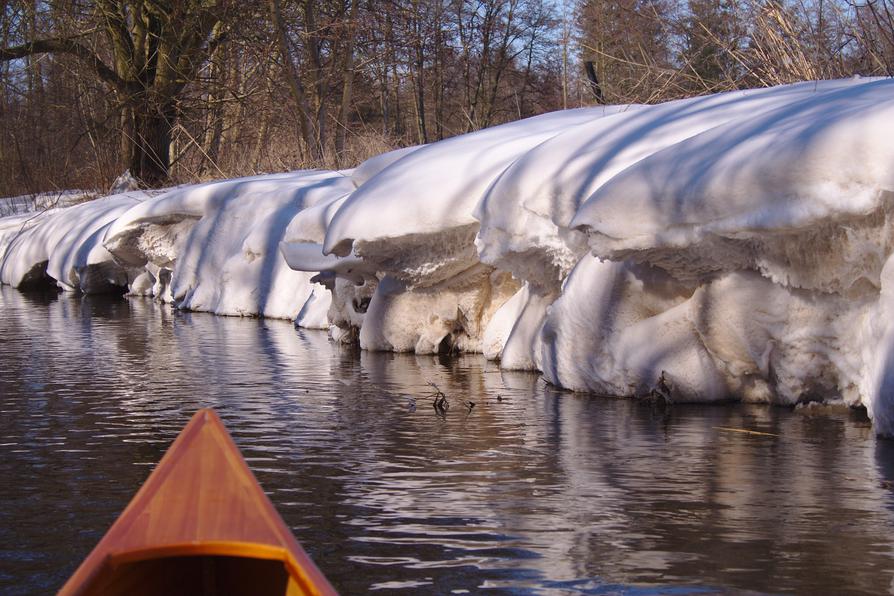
(349, 145, 423, 188)
(104, 171, 354, 321)
(308, 76, 894, 434)
(474, 79, 878, 368)
(277, 181, 378, 339)
(537, 77, 894, 434)
(320, 107, 628, 352)
(476, 79, 866, 291)
(538, 257, 863, 404)
(9, 77, 894, 435)
(0, 212, 51, 288)
(324, 108, 620, 262)
(572, 78, 894, 289)
(0, 193, 147, 292)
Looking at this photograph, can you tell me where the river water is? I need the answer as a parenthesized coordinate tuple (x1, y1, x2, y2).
(2, 285, 894, 595)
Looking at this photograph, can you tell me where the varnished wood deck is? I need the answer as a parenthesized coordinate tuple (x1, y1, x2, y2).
(58, 408, 337, 596)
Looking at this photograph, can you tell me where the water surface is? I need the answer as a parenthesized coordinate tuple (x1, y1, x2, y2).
(1, 286, 893, 594)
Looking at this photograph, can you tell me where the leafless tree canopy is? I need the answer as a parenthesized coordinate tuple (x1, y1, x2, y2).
(1, 0, 892, 195)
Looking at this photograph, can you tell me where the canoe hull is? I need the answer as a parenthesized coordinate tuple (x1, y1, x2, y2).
(58, 409, 336, 596)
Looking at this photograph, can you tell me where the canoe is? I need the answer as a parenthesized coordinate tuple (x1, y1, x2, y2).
(58, 408, 337, 596)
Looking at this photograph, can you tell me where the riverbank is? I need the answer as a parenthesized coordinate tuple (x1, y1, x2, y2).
(3, 77, 894, 434)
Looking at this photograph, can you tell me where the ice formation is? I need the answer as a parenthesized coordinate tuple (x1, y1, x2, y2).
(320, 106, 629, 352)
(475, 78, 875, 368)
(4, 77, 894, 434)
(0, 193, 147, 292)
(548, 78, 894, 432)
(103, 171, 354, 321)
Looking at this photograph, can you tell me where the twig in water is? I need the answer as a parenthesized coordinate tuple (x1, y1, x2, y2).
(647, 371, 673, 406)
(426, 381, 475, 417)
(714, 427, 779, 437)
(428, 381, 450, 416)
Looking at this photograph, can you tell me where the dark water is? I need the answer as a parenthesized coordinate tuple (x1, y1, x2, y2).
(2, 286, 894, 595)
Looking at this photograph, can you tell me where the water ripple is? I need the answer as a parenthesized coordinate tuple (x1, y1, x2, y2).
(2, 287, 894, 594)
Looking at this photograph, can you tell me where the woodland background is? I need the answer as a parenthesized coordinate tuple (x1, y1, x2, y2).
(1, 0, 892, 196)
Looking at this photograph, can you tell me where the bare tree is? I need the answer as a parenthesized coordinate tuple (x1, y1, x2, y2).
(1, 1, 233, 186)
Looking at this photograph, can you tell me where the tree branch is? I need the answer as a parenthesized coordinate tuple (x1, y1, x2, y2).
(0, 37, 135, 95)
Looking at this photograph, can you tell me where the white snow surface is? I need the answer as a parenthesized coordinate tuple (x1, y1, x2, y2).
(104, 171, 354, 320)
(572, 78, 894, 292)
(317, 106, 629, 353)
(0, 192, 147, 292)
(539, 77, 894, 434)
(7, 78, 894, 434)
(475, 79, 871, 291)
(323, 106, 629, 258)
(0, 190, 94, 217)
(349, 145, 422, 188)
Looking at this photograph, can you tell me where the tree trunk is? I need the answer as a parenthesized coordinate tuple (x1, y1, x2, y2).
(1, 0, 225, 190)
(433, 0, 445, 140)
(203, 43, 227, 174)
(412, 0, 428, 144)
(305, 0, 327, 162)
(269, 0, 321, 162)
(335, 0, 360, 166)
(130, 100, 174, 186)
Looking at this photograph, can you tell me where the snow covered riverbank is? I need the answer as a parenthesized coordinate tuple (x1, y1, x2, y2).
(3, 77, 894, 434)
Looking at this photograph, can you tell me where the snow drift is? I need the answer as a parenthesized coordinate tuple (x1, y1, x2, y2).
(544, 78, 894, 433)
(314, 76, 894, 434)
(318, 106, 629, 352)
(103, 171, 354, 322)
(0, 192, 147, 292)
(475, 78, 875, 369)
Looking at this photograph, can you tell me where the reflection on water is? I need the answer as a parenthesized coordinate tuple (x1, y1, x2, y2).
(2, 285, 894, 594)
